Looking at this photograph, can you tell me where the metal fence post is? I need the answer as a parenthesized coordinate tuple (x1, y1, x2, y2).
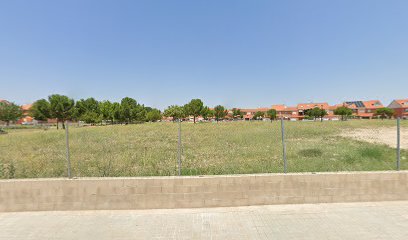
(280, 118, 287, 173)
(397, 117, 401, 171)
(65, 121, 72, 178)
(178, 119, 182, 176)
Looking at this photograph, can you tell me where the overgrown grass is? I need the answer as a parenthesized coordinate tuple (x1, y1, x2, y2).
(0, 120, 407, 178)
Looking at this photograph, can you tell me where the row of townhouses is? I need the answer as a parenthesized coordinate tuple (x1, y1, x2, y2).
(224, 99, 408, 121)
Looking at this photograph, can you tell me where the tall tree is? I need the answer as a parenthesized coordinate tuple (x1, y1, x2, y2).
(75, 98, 101, 124)
(334, 106, 353, 121)
(163, 105, 186, 121)
(318, 108, 328, 122)
(78, 111, 102, 125)
(266, 109, 277, 122)
(112, 102, 121, 123)
(213, 105, 227, 122)
(0, 102, 23, 126)
(232, 108, 243, 119)
(375, 108, 394, 119)
(146, 109, 162, 122)
(184, 99, 204, 123)
(99, 100, 114, 124)
(201, 106, 213, 120)
(119, 97, 146, 123)
(31, 99, 51, 121)
(305, 107, 327, 121)
(48, 94, 75, 129)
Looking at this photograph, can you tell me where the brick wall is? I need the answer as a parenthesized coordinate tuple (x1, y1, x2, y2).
(1, 171, 407, 212)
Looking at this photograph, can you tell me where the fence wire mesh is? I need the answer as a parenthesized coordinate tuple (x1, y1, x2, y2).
(400, 118, 408, 170)
(0, 118, 406, 179)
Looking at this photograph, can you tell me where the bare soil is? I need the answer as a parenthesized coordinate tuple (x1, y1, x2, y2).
(341, 127, 408, 149)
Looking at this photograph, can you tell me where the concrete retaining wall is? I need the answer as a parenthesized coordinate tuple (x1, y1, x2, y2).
(1, 171, 407, 212)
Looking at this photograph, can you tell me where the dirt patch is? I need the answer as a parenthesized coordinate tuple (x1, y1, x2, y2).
(340, 127, 408, 149)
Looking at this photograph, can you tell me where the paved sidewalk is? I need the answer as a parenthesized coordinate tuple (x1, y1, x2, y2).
(1, 201, 408, 240)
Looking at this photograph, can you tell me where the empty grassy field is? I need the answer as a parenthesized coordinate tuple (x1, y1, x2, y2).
(0, 120, 407, 178)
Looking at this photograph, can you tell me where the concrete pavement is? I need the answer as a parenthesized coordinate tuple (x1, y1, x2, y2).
(1, 201, 408, 240)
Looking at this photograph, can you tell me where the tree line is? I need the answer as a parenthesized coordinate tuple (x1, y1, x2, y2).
(28, 95, 164, 129)
(0, 95, 397, 128)
(163, 99, 227, 123)
(0, 96, 237, 128)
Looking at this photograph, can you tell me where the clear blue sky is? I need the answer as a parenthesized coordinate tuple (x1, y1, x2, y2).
(1, 0, 407, 109)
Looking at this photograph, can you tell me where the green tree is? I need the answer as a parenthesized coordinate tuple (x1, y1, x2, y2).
(232, 108, 243, 119)
(0, 102, 23, 126)
(80, 111, 102, 124)
(120, 97, 137, 123)
(305, 107, 327, 121)
(75, 98, 101, 124)
(201, 106, 213, 120)
(48, 94, 75, 129)
(334, 106, 353, 121)
(318, 109, 328, 122)
(112, 102, 121, 124)
(266, 109, 277, 122)
(213, 105, 227, 122)
(31, 99, 51, 121)
(99, 100, 115, 124)
(163, 105, 186, 121)
(146, 109, 162, 122)
(253, 111, 265, 120)
(120, 97, 146, 123)
(207, 109, 215, 119)
(184, 99, 204, 123)
(375, 107, 394, 119)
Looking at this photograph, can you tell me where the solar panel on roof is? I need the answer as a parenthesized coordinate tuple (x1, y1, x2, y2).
(345, 101, 364, 108)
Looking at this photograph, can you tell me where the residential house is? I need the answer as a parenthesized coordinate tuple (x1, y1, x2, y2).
(271, 105, 299, 120)
(296, 102, 339, 120)
(388, 99, 408, 119)
(344, 100, 384, 119)
(17, 104, 34, 124)
(240, 108, 270, 120)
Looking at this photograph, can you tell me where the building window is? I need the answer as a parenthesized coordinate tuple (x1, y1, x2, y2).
(367, 110, 372, 113)
(405, 109, 408, 112)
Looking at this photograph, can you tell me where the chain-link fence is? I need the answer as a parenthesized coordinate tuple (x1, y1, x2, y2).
(0, 118, 406, 179)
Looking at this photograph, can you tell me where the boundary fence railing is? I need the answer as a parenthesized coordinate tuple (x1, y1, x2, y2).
(0, 118, 405, 179)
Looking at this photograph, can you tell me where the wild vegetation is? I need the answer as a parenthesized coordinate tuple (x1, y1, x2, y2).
(0, 120, 406, 179)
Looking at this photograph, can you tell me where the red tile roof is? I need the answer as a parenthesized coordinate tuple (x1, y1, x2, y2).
(271, 105, 298, 112)
(21, 104, 33, 111)
(286, 107, 298, 111)
(328, 104, 342, 110)
(297, 103, 330, 110)
(363, 100, 383, 109)
(394, 99, 408, 107)
(271, 105, 287, 111)
(240, 108, 270, 113)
